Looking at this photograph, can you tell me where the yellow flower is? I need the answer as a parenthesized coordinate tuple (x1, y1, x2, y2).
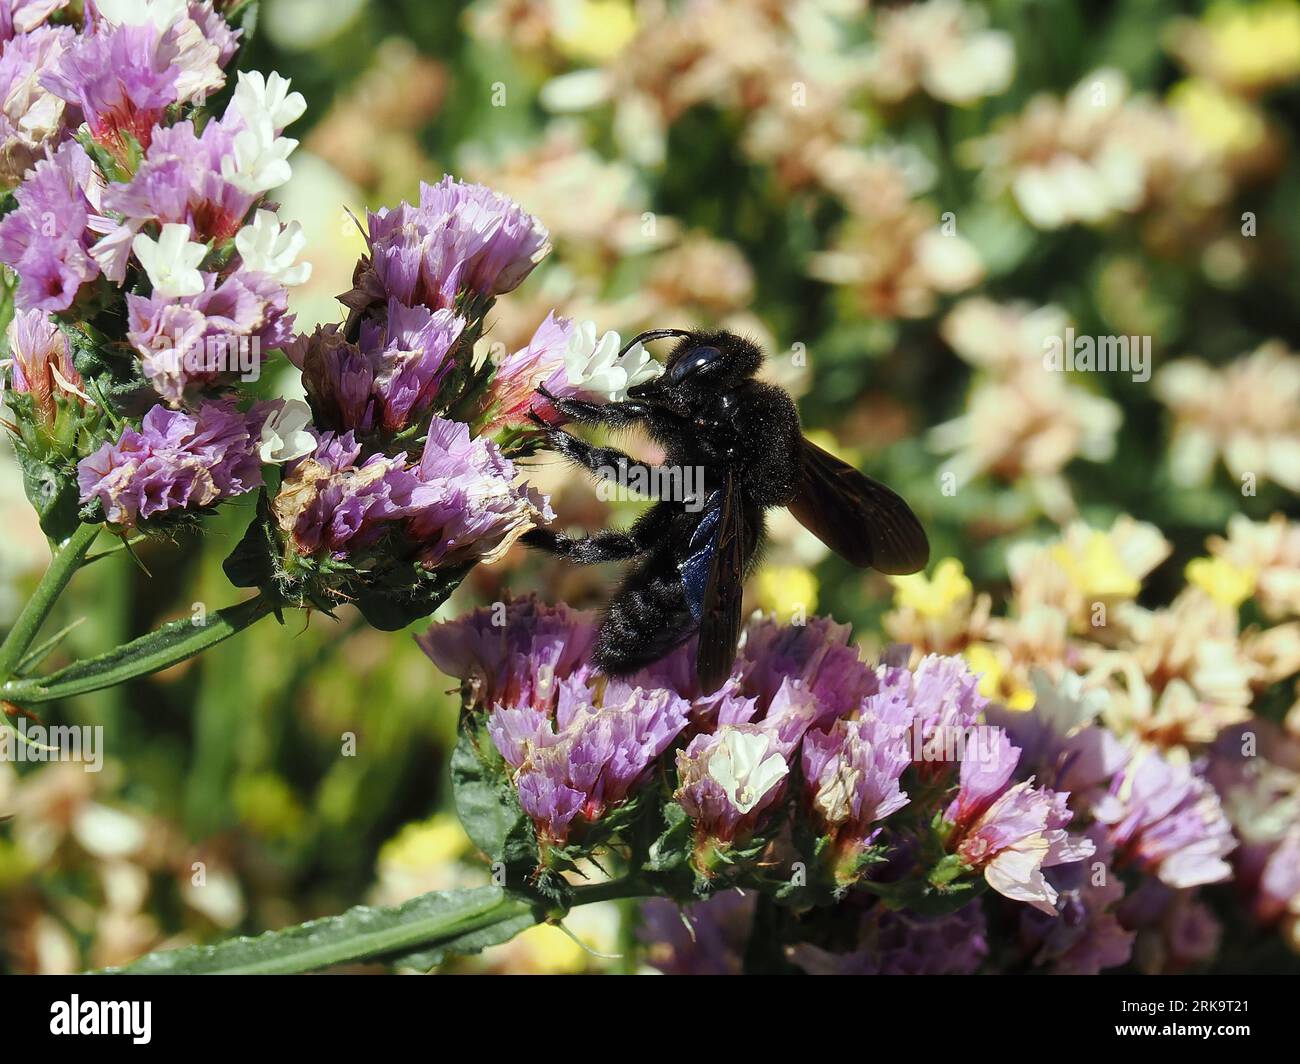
(554, 0, 638, 64)
(1186, 555, 1258, 609)
(890, 558, 972, 619)
(512, 923, 589, 974)
(755, 565, 818, 623)
(1203, 1, 1300, 90)
(1168, 78, 1267, 156)
(963, 643, 1036, 711)
(379, 813, 470, 870)
(1051, 531, 1141, 598)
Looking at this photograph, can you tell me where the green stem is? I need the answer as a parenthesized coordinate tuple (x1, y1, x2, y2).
(110, 877, 654, 975)
(1, 594, 276, 705)
(0, 521, 100, 684)
(569, 876, 650, 906)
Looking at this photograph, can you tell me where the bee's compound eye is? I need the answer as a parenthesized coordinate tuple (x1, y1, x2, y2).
(670, 345, 722, 383)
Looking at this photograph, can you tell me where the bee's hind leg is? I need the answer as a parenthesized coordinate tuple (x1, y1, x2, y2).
(521, 528, 643, 564)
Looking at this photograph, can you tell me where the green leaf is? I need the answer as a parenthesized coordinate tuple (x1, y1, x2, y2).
(108, 886, 544, 975)
(645, 801, 691, 875)
(450, 724, 538, 874)
(223, 490, 279, 591)
(392, 901, 542, 973)
(1, 595, 274, 704)
(14, 616, 86, 676)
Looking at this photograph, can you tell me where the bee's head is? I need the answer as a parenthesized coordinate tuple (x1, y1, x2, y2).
(625, 329, 763, 400)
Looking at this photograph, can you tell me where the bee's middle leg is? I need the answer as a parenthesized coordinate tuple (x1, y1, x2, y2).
(536, 424, 668, 495)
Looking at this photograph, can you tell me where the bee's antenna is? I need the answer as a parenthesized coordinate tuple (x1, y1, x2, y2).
(618, 328, 693, 358)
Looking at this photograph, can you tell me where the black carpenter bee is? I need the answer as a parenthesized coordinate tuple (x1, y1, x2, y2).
(524, 329, 929, 693)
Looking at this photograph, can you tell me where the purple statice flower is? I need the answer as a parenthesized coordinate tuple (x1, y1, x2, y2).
(342, 176, 550, 315)
(404, 415, 552, 567)
(270, 431, 414, 559)
(674, 679, 820, 845)
(0, 23, 74, 187)
(481, 310, 575, 431)
(794, 651, 962, 856)
(622, 637, 756, 720)
(1205, 722, 1300, 923)
(888, 652, 989, 764)
(77, 400, 264, 527)
(0, 139, 102, 311)
(1092, 749, 1236, 889)
(0, 1, 67, 41)
(739, 615, 875, 721)
(42, 23, 177, 158)
(801, 712, 911, 851)
(285, 302, 465, 436)
(985, 669, 1128, 804)
(943, 728, 1094, 914)
(2, 307, 84, 422)
(1017, 825, 1134, 974)
(182, 1, 241, 79)
(283, 324, 374, 433)
(638, 892, 755, 976)
(93, 67, 303, 274)
(357, 301, 464, 433)
(417, 597, 599, 713)
(96, 120, 256, 270)
(788, 902, 989, 975)
(1244, 831, 1300, 926)
(126, 267, 294, 402)
(1117, 879, 1222, 973)
(41, 2, 237, 160)
(487, 674, 691, 844)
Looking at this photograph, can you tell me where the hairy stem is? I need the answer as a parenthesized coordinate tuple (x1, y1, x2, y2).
(0, 522, 100, 683)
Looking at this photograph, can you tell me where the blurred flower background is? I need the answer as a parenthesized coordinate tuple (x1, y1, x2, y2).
(2, 0, 1299, 973)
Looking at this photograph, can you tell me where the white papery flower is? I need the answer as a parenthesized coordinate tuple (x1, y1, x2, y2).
(221, 119, 298, 195)
(563, 321, 663, 402)
(235, 210, 312, 286)
(259, 399, 316, 464)
(231, 70, 307, 132)
(94, 0, 187, 32)
(707, 729, 789, 814)
(132, 223, 206, 298)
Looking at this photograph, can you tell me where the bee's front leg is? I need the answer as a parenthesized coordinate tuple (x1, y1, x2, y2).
(535, 384, 654, 427)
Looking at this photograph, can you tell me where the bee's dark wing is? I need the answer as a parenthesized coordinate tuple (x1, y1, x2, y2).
(678, 474, 746, 693)
(788, 437, 929, 575)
